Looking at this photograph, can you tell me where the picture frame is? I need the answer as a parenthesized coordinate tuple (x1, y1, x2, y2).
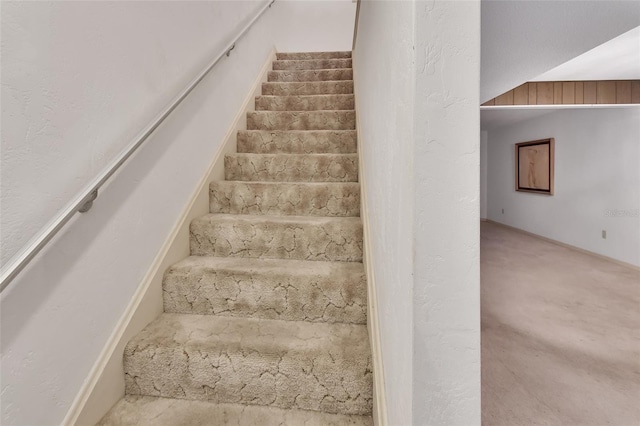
(515, 138, 554, 195)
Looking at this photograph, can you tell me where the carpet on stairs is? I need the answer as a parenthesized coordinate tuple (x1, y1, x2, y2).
(99, 50, 372, 425)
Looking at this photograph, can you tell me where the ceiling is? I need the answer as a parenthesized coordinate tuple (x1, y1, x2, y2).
(532, 26, 640, 82)
(480, 105, 640, 131)
(481, 108, 556, 131)
(481, 1, 640, 103)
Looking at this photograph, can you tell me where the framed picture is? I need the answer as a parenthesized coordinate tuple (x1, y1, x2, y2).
(515, 138, 554, 195)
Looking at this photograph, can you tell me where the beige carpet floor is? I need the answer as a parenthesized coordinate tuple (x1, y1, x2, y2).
(481, 221, 640, 425)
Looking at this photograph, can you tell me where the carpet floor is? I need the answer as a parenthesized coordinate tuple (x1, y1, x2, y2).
(481, 221, 640, 425)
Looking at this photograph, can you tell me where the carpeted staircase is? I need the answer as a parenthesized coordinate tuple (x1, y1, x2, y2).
(98, 51, 373, 425)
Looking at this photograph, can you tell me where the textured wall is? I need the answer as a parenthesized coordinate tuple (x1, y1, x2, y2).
(413, 1, 481, 424)
(0, 1, 355, 424)
(273, 0, 355, 52)
(481, 131, 489, 219)
(487, 107, 640, 267)
(354, 0, 481, 424)
(353, 2, 415, 425)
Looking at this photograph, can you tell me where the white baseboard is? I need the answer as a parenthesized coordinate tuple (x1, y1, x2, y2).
(352, 65, 388, 426)
(63, 47, 277, 426)
(485, 220, 640, 271)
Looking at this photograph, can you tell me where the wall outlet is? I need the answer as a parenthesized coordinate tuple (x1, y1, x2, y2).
(502, 208, 504, 214)
(602, 230, 607, 239)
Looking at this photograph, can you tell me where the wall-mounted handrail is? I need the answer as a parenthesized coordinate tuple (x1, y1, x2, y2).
(0, 0, 276, 293)
(352, 0, 361, 51)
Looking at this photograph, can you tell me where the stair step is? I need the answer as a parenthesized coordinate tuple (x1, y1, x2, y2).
(225, 153, 358, 183)
(237, 130, 357, 154)
(255, 94, 354, 111)
(262, 81, 353, 96)
(123, 314, 372, 415)
(163, 256, 366, 324)
(268, 69, 353, 82)
(98, 395, 373, 426)
(247, 111, 355, 131)
(273, 59, 352, 70)
(210, 181, 360, 216)
(190, 214, 363, 262)
(276, 51, 352, 60)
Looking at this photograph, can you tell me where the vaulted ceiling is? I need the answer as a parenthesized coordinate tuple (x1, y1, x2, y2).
(481, 0, 640, 103)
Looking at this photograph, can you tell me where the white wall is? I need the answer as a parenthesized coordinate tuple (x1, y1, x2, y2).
(487, 107, 640, 267)
(0, 2, 355, 425)
(0, 0, 261, 268)
(481, 131, 488, 219)
(353, 2, 415, 424)
(481, 1, 640, 102)
(413, 1, 481, 424)
(274, 0, 356, 52)
(354, 1, 481, 424)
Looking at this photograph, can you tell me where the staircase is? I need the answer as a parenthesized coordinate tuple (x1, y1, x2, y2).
(98, 51, 373, 425)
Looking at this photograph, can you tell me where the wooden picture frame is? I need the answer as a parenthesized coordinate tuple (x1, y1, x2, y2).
(515, 138, 555, 195)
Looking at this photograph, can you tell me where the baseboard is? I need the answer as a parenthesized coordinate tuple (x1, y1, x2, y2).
(480, 218, 488, 222)
(63, 47, 277, 426)
(352, 64, 388, 426)
(485, 220, 640, 271)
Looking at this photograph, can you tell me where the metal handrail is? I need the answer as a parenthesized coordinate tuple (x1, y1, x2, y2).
(0, 0, 276, 293)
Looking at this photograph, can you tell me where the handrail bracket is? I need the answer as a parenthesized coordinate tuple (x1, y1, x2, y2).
(78, 190, 98, 213)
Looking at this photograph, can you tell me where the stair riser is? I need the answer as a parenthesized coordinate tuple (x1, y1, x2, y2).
(272, 59, 352, 70)
(190, 218, 363, 262)
(268, 69, 353, 82)
(262, 82, 353, 96)
(163, 265, 366, 323)
(124, 338, 372, 416)
(256, 95, 354, 111)
(237, 131, 357, 154)
(277, 52, 352, 60)
(210, 182, 360, 217)
(99, 396, 373, 426)
(247, 111, 355, 131)
(225, 154, 358, 183)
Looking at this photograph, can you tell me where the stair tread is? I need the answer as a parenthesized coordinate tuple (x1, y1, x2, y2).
(262, 81, 354, 95)
(228, 152, 357, 157)
(256, 94, 354, 99)
(274, 59, 351, 63)
(268, 69, 353, 82)
(273, 59, 352, 70)
(225, 153, 358, 183)
(193, 212, 362, 225)
(98, 395, 372, 426)
(170, 255, 364, 275)
(129, 313, 369, 351)
(124, 314, 372, 414)
(237, 130, 357, 154)
(240, 129, 355, 133)
(210, 181, 360, 217)
(255, 94, 354, 111)
(276, 51, 352, 60)
(213, 180, 359, 187)
(247, 110, 356, 131)
(164, 256, 366, 324)
(190, 213, 363, 262)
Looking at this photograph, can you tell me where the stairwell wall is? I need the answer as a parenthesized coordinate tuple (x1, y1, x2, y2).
(0, 1, 356, 425)
(354, 0, 481, 424)
(413, 2, 481, 423)
(353, 2, 415, 425)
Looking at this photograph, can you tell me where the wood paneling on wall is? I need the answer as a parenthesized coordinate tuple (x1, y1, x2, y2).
(482, 80, 640, 106)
